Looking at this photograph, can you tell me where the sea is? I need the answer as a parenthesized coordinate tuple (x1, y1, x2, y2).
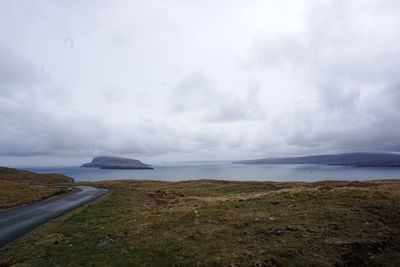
(23, 162, 400, 182)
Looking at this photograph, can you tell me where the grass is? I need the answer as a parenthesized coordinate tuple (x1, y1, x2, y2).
(0, 167, 74, 210)
(0, 180, 68, 210)
(1, 179, 400, 266)
(0, 167, 74, 184)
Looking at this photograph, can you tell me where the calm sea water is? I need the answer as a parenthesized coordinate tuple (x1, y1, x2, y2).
(24, 162, 400, 182)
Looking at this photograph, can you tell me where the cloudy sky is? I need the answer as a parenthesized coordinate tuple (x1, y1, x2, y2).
(1, 0, 400, 166)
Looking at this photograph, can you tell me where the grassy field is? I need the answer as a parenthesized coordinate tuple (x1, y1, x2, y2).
(0, 167, 73, 184)
(1, 179, 400, 266)
(0, 167, 74, 210)
(0, 180, 69, 210)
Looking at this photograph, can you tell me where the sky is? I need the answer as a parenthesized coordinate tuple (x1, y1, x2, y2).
(1, 0, 400, 166)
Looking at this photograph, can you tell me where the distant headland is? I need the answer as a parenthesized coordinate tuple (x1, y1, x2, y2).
(234, 152, 400, 167)
(81, 156, 153, 169)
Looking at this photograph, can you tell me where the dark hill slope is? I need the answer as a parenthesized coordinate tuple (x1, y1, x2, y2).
(234, 153, 400, 167)
(0, 167, 74, 184)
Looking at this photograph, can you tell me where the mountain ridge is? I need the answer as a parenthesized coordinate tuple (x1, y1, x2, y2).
(234, 152, 400, 167)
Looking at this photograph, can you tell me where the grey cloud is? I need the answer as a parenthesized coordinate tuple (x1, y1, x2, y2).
(170, 72, 265, 122)
(318, 86, 361, 111)
(0, 59, 224, 158)
(249, 35, 307, 68)
(270, 85, 400, 154)
(246, 0, 400, 154)
(0, 99, 190, 157)
(1, 1, 400, 163)
(169, 72, 213, 113)
(286, 113, 400, 153)
(101, 83, 125, 103)
(384, 84, 400, 109)
(0, 42, 42, 96)
(0, 43, 196, 158)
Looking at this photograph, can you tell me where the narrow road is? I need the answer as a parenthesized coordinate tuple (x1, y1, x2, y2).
(0, 186, 109, 247)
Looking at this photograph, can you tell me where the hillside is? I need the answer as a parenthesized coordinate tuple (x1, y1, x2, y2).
(0, 167, 74, 184)
(234, 152, 400, 167)
(0, 167, 74, 210)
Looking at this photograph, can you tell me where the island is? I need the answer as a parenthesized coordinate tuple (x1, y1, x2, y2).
(234, 152, 400, 167)
(81, 156, 154, 169)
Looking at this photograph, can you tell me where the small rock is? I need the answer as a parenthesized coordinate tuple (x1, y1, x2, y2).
(268, 217, 275, 221)
(285, 226, 298, 232)
(272, 229, 283, 236)
(97, 236, 114, 247)
(329, 223, 340, 230)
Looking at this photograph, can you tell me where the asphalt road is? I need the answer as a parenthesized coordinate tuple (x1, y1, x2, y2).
(0, 186, 109, 247)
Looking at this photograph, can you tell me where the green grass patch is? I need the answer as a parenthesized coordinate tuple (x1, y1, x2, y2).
(1, 180, 400, 266)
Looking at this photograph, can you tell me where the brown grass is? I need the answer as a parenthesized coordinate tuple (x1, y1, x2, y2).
(2, 179, 400, 266)
(0, 167, 74, 184)
(0, 167, 74, 210)
(0, 180, 67, 210)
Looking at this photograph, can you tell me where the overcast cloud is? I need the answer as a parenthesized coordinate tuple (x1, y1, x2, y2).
(1, 0, 400, 165)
